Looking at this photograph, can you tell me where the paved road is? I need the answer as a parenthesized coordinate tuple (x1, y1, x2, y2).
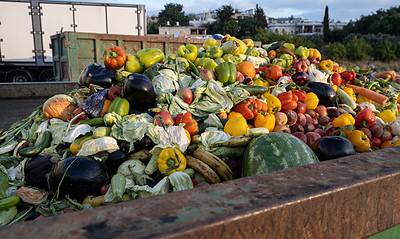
(0, 98, 46, 129)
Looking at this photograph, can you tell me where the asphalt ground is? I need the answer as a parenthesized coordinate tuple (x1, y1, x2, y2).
(0, 98, 46, 130)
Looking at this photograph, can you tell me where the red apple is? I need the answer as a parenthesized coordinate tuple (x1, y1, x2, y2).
(293, 60, 309, 73)
(177, 87, 194, 105)
(154, 109, 174, 126)
(331, 73, 342, 86)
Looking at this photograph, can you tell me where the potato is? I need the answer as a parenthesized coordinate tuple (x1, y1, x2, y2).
(297, 113, 307, 126)
(274, 112, 288, 126)
(290, 124, 304, 133)
(314, 128, 325, 137)
(305, 114, 314, 125)
(315, 105, 327, 117)
(306, 109, 318, 118)
(284, 110, 298, 126)
(318, 116, 330, 126)
(292, 132, 307, 144)
(370, 124, 384, 138)
(306, 132, 321, 146)
(381, 130, 393, 142)
(304, 123, 316, 133)
(360, 128, 372, 139)
(327, 107, 340, 118)
(273, 125, 291, 133)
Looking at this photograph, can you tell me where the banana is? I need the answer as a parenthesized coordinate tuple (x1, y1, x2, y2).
(211, 136, 251, 148)
(186, 156, 221, 184)
(193, 148, 234, 181)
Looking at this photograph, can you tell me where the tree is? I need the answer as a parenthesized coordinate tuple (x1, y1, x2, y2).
(216, 5, 235, 22)
(158, 3, 189, 26)
(323, 5, 330, 42)
(147, 22, 159, 34)
(254, 4, 268, 28)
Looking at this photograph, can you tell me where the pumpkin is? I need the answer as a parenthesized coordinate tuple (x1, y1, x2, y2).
(236, 61, 256, 79)
(42, 94, 75, 121)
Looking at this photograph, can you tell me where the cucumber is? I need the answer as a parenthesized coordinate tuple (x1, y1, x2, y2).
(111, 173, 126, 200)
(19, 131, 52, 157)
(0, 196, 20, 210)
(337, 88, 357, 110)
(238, 85, 268, 95)
(79, 117, 105, 126)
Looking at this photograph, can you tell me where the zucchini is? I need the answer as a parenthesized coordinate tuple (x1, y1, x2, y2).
(0, 206, 17, 226)
(337, 88, 357, 110)
(79, 117, 105, 126)
(0, 196, 20, 210)
(19, 131, 52, 157)
(238, 85, 268, 95)
(92, 127, 111, 138)
(111, 173, 126, 200)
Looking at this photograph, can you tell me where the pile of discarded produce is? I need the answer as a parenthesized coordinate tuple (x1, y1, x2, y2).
(1, 35, 400, 225)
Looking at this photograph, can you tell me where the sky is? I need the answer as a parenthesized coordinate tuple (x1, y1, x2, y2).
(64, 0, 399, 22)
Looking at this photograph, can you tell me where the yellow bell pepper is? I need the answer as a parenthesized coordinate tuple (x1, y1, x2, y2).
(242, 39, 254, 48)
(331, 85, 338, 92)
(319, 59, 334, 71)
(308, 48, 321, 60)
(332, 113, 355, 128)
(393, 139, 400, 147)
(253, 77, 269, 87)
(343, 87, 357, 101)
(224, 115, 248, 136)
(381, 140, 394, 149)
(357, 95, 372, 104)
(305, 92, 319, 110)
(347, 130, 371, 152)
(379, 109, 396, 123)
(228, 112, 243, 120)
(337, 66, 346, 73)
(203, 38, 220, 50)
(264, 93, 281, 113)
(254, 113, 275, 132)
(157, 147, 187, 175)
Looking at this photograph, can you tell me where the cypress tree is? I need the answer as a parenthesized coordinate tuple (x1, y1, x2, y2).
(323, 5, 330, 42)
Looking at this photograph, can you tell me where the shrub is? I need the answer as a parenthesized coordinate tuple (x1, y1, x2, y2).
(322, 43, 347, 61)
(375, 40, 397, 61)
(345, 36, 372, 61)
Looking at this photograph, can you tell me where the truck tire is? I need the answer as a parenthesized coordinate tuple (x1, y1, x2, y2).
(5, 70, 33, 82)
(39, 69, 55, 82)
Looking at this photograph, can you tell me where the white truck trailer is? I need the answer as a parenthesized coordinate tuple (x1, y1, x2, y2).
(0, 0, 146, 82)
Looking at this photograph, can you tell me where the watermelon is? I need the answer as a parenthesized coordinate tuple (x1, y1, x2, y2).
(243, 132, 319, 176)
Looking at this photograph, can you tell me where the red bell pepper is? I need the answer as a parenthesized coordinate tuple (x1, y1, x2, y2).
(233, 99, 259, 120)
(175, 112, 199, 136)
(103, 46, 126, 70)
(355, 108, 376, 127)
(292, 90, 306, 102)
(278, 92, 298, 111)
(340, 70, 356, 82)
(255, 99, 268, 113)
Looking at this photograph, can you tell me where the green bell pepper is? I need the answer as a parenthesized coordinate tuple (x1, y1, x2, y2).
(215, 62, 237, 85)
(137, 48, 165, 68)
(279, 53, 294, 68)
(125, 54, 144, 73)
(177, 44, 198, 62)
(215, 58, 225, 65)
(295, 46, 309, 59)
(272, 58, 288, 69)
(282, 43, 295, 52)
(245, 48, 260, 57)
(207, 46, 223, 59)
(195, 57, 218, 71)
(223, 54, 242, 64)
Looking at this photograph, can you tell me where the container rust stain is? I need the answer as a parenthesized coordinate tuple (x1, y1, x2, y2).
(0, 148, 400, 239)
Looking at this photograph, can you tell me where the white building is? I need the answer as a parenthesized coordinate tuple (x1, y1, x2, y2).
(268, 17, 347, 35)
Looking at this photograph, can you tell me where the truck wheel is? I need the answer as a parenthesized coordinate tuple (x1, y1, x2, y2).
(39, 69, 55, 82)
(5, 70, 33, 82)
